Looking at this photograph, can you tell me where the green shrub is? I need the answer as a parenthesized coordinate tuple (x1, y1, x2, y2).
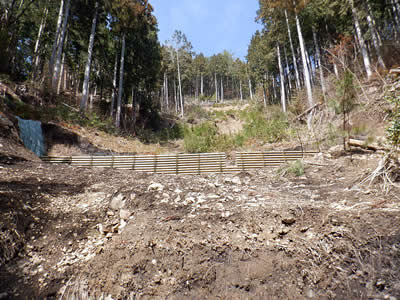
(183, 122, 243, 153)
(185, 104, 211, 121)
(241, 106, 290, 143)
(386, 92, 400, 149)
(277, 160, 305, 177)
(184, 122, 218, 153)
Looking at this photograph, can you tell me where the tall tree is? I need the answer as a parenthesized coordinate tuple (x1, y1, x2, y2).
(80, 1, 99, 112)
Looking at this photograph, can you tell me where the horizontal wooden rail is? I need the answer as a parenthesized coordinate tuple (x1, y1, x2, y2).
(41, 151, 318, 175)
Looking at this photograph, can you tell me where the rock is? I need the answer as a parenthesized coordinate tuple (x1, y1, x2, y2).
(0, 292, 8, 299)
(224, 178, 232, 184)
(118, 219, 127, 232)
(282, 216, 296, 226)
(232, 177, 242, 185)
(119, 209, 131, 220)
(278, 227, 290, 235)
(328, 145, 346, 158)
(148, 183, 164, 192)
(376, 279, 386, 290)
(300, 226, 309, 233)
(110, 194, 125, 210)
(221, 211, 231, 218)
(305, 288, 314, 298)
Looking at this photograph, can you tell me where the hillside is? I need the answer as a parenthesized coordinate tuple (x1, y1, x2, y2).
(1, 74, 400, 299)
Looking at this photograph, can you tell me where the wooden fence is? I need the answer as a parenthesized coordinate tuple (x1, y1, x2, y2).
(41, 151, 318, 175)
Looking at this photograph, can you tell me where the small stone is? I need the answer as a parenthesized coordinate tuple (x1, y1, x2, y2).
(119, 209, 131, 220)
(282, 216, 296, 225)
(224, 178, 232, 184)
(152, 259, 157, 265)
(106, 233, 113, 239)
(148, 183, 164, 192)
(106, 211, 115, 216)
(118, 219, 127, 232)
(232, 177, 241, 185)
(221, 211, 231, 218)
(376, 279, 386, 290)
(305, 288, 314, 298)
(300, 227, 309, 233)
(0, 292, 8, 299)
(110, 194, 125, 210)
(130, 193, 136, 200)
(278, 227, 290, 235)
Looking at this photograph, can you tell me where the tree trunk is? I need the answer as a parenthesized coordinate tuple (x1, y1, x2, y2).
(195, 74, 199, 101)
(312, 27, 327, 100)
(283, 46, 292, 91)
(200, 74, 204, 97)
(239, 80, 243, 101)
(295, 8, 314, 127)
(392, 0, 400, 30)
(110, 52, 118, 119)
(351, 0, 372, 79)
(285, 9, 301, 90)
(214, 72, 218, 102)
(248, 76, 253, 100)
(80, 2, 98, 112)
(57, 52, 65, 94)
(277, 44, 287, 112)
(33, 7, 48, 80)
(52, 0, 70, 90)
(174, 79, 177, 114)
(176, 50, 183, 117)
(262, 77, 267, 107)
(366, 4, 386, 69)
(163, 72, 169, 110)
(115, 33, 125, 129)
(49, 0, 64, 74)
(306, 48, 314, 86)
(220, 76, 224, 102)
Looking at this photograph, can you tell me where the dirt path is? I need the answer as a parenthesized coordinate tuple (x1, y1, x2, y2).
(1, 152, 400, 299)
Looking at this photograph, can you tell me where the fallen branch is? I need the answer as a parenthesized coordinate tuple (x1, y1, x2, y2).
(62, 102, 79, 112)
(294, 103, 320, 121)
(0, 82, 22, 102)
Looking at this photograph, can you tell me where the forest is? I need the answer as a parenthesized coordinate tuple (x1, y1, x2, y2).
(1, 0, 399, 133)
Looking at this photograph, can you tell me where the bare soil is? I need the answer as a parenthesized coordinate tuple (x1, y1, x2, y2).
(1, 141, 400, 299)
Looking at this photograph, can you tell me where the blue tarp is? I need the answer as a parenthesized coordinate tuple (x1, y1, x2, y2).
(16, 117, 45, 157)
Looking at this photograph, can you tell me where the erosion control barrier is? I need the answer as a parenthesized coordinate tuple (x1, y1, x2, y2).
(41, 151, 318, 175)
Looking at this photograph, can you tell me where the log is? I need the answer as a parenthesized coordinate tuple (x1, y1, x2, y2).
(390, 68, 400, 74)
(348, 139, 387, 151)
(0, 82, 22, 102)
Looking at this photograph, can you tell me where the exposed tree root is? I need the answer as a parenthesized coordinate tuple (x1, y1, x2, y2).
(357, 151, 400, 193)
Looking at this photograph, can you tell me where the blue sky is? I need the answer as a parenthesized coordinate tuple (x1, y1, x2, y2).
(150, 0, 262, 60)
